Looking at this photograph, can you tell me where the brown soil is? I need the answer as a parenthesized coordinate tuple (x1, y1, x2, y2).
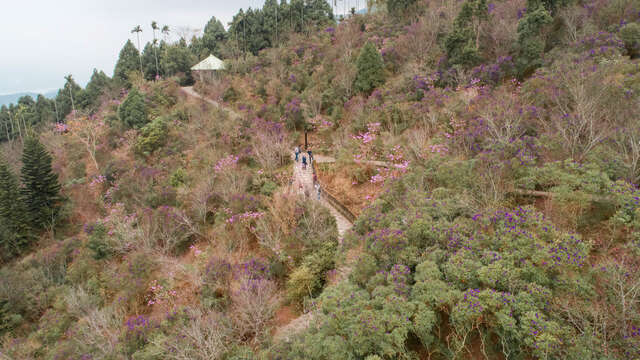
(316, 163, 382, 217)
(272, 304, 300, 329)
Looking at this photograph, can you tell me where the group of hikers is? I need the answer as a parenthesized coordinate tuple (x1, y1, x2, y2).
(294, 145, 313, 170)
(294, 145, 321, 200)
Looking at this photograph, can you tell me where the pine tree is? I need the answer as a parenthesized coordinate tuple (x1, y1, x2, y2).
(114, 40, 141, 83)
(161, 39, 197, 86)
(118, 88, 148, 129)
(444, 0, 488, 68)
(20, 137, 61, 230)
(0, 160, 29, 258)
(515, 5, 552, 77)
(354, 42, 385, 95)
(84, 69, 111, 109)
(201, 16, 227, 57)
(141, 42, 159, 80)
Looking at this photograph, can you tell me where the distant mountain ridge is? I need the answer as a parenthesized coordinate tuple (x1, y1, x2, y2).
(0, 90, 57, 107)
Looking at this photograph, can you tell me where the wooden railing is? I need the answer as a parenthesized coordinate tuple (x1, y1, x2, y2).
(311, 159, 357, 223)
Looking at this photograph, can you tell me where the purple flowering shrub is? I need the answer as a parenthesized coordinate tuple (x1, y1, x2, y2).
(276, 176, 614, 359)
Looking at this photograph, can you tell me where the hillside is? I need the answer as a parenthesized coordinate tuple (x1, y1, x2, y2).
(2, 0, 640, 359)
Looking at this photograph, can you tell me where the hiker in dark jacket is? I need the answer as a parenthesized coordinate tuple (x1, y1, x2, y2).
(302, 155, 307, 170)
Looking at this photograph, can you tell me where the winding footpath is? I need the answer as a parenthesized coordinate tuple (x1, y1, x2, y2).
(274, 157, 354, 342)
(291, 157, 353, 238)
(181, 86, 219, 106)
(180, 87, 356, 341)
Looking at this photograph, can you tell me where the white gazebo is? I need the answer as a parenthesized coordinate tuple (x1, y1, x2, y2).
(191, 54, 225, 83)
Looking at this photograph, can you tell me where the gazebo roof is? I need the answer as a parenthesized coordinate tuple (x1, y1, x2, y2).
(191, 54, 225, 71)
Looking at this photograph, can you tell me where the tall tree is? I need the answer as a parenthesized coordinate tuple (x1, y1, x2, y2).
(515, 5, 552, 77)
(161, 39, 197, 85)
(0, 159, 29, 258)
(151, 21, 161, 78)
(114, 40, 141, 83)
(65, 75, 77, 119)
(55, 75, 84, 120)
(0, 107, 11, 142)
(141, 42, 159, 80)
(161, 25, 170, 42)
(34, 95, 55, 125)
(444, 0, 488, 68)
(354, 42, 385, 94)
(200, 16, 227, 58)
(84, 69, 112, 110)
(131, 25, 144, 75)
(20, 137, 61, 229)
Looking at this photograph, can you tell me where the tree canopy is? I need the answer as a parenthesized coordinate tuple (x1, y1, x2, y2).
(114, 40, 141, 83)
(354, 42, 385, 95)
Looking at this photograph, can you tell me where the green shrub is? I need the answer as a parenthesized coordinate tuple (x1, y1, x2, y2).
(118, 88, 148, 129)
(201, 282, 230, 310)
(169, 168, 188, 187)
(87, 223, 113, 260)
(620, 22, 640, 57)
(35, 310, 74, 345)
(286, 265, 318, 304)
(143, 186, 177, 209)
(0, 299, 22, 336)
(352, 164, 376, 184)
(134, 116, 169, 156)
(260, 180, 277, 196)
(223, 86, 239, 103)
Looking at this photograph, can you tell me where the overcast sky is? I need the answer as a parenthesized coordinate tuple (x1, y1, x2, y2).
(0, 0, 270, 95)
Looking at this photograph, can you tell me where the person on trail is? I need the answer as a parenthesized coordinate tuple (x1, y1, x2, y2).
(307, 149, 313, 164)
(315, 183, 321, 200)
(294, 146, 300, 162)
(302, 155, 307, 170)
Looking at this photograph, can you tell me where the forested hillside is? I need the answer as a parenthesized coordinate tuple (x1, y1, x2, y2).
(2, 0, 640, 359)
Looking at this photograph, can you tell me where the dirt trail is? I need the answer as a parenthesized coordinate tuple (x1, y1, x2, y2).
(180, 86, 241, 120)
(181, 86, 219, 106)
(180, 87, 356, 342)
